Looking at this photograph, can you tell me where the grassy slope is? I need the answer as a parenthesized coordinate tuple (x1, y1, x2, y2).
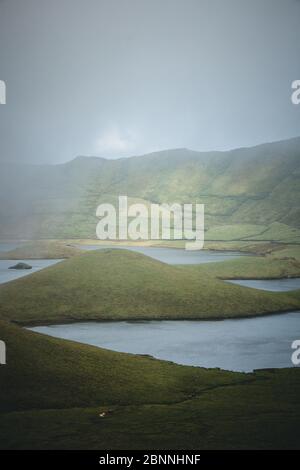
(1, 320, 240, 412)
(0, 320, 300, 449)
(0, 240, 83, 259)
(192, 253, 300, 280)
(0, 137, 300, 240)
(0, 249, 299, 325)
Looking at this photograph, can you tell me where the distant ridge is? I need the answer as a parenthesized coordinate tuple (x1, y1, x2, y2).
(64, 135, 300, 164)
(0, 136, 299, 239)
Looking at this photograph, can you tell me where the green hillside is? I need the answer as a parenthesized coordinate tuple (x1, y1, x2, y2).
(0, 137, 299, 240)
(1, 319, 300, 449)
(0, 249, 299, 325)
(1, 137, 300, 449)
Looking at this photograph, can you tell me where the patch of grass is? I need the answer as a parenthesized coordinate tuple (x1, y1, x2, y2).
(245, 222, 300, 243)
(204, 224, 268, 241)
(0, 240, 83, 260)
(192, 253, 300, 280)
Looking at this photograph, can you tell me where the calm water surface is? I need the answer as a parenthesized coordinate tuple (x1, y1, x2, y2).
(226, 278, 300, 292)
(30, 312, 300, 372)
(0, 259, 63, 284)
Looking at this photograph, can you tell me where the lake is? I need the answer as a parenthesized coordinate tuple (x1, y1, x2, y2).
(226, 278, 300, 292)
(0, 259, 63, 284)
(29, 311, 300, 372)
(75, 244, 248, 264)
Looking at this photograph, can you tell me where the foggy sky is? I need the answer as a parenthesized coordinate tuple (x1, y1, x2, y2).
(0, 0, 300, 164)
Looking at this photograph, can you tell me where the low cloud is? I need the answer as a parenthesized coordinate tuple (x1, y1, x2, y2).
(95, 127, 138, 157)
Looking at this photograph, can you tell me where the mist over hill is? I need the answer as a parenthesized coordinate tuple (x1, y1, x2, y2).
(0, 136, 300, 240)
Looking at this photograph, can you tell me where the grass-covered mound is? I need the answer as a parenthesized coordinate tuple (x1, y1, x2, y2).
(0, 240, 83, 259)
(0, 320, 300, 449)
(0, 249, 299, 325)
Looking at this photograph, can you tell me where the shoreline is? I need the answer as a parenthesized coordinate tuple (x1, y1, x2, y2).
(22, 310, 300, 375)
(0, 238, 292, 255)
(17, 307, 300, 328)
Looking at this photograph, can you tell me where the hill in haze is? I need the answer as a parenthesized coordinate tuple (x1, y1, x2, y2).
(0, 249, 299, 324)
(0, 136, 300, 241)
